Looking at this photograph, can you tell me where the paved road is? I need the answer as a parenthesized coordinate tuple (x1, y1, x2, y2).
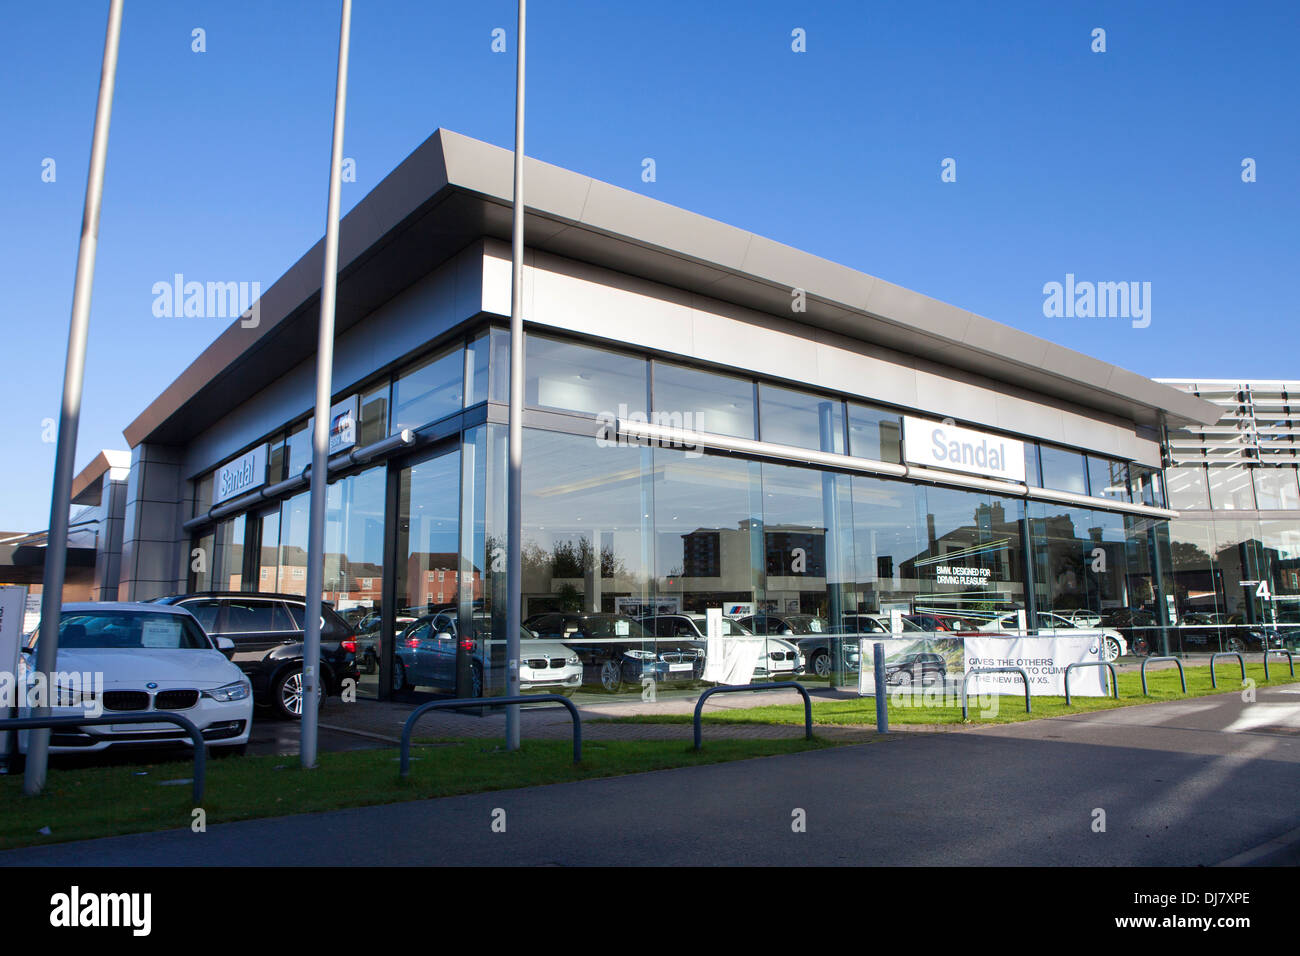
(4, 684, 1298, 866)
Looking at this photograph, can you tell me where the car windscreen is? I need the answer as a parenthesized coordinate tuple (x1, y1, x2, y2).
(35, 611, 212, 650)
(780, 615, 826, 635)
(571, 617, 648, 639)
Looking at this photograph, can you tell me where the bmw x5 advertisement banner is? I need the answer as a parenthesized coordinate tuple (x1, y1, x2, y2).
(858, 635, 1109, 696)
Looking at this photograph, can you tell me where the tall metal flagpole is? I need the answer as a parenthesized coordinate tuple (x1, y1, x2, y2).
(25, 0, 125, 797)
(505, 0, 527, 751)
(302, 0, 352, 769)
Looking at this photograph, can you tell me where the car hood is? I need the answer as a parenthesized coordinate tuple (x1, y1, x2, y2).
(27, 648, 244, 687)
(520, 642, 578, 659)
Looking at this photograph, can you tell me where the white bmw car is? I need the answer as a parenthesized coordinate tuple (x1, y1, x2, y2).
(16, 603, 253, 756)
(978, 610, 1128, 661)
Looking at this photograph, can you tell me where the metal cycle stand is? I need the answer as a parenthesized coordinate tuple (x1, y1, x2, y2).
(1140, 656, 1187, 696)
(1209, 651, 1246, 690)
(0, 712, 207, 802)
(1263, 648, 1296, 681)
(693, 682, 812, 750)
(961, 667, 1031, 721)
(1063, 661, 1119, 706)
(399, 693, 581, 777)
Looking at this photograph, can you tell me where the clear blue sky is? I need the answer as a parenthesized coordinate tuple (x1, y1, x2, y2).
(1, 0, 1296, 531)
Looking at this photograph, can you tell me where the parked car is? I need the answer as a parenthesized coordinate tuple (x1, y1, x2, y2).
(391, 611, 582, 697)
(1174, 612, 1285, 655)
(355, 609, 418, 674)
(638, 612, 752, 640)
(734, 613, 827, 637)
(884, 652, 948, 686)
(979, 610, 1128, 661)
(150, 592, 360, 719)
(524, 612, 705, 692)
(15, 603, 252, 756)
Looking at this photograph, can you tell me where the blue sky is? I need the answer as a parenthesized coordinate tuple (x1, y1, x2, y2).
(1, 0, 1296, 531)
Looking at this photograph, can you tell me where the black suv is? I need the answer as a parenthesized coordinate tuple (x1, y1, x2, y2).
(152, 592, 360, 719)
(884, 652, 948, 686)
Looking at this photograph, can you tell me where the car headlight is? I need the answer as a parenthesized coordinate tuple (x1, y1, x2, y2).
(202, 680, 251, 702)
(624, 650, 656, 661)
(566, 655, 581, 666)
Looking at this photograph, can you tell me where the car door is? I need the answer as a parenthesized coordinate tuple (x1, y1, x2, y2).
(429, 612, 459, 685)
(219, 597, 296, 666)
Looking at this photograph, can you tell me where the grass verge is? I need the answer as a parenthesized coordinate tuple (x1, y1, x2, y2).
(0, 736, 841, 851)
(599, 662, 1300, 727)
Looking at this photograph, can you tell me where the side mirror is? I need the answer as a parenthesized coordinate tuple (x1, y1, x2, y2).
(530, 630, 540, 639)
(215, 636, 235, 658)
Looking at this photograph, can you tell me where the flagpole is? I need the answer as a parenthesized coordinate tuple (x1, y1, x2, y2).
(302, 0, 352, 769)
(505, 0, 527, 750)
(25, 0, 125, 796)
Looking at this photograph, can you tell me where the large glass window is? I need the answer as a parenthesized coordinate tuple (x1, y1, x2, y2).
(467, 328, 510, 406)
(321, 466, 386, 696)
(758, 384, 845, 453)
(357, 382, 390, 446)
(213, 514, 246, 591)
(525, 335, 647, 417)
(1023, 443, 1043, 488)
(652, 361, 755, 439)
(1087, 455, 1131, 502)
(391, 448, 462, 696)
(1166, 465, 1210, 510)
(911, 487, 1026, 628)
(255, 508, 280, 593)
(284, 421, 311, 481)
(848, 475, 921, 616)
(1207, 467, 1256, 510)
(1253, 467, 1300, 510)
(651, 449, 760, 613)
(1039, 445, 1088, 496)
(393, 345, 463, 433)
(189, 530, 215, 591)
(276, 491, 310, 595)
(847, 403, 902, 463)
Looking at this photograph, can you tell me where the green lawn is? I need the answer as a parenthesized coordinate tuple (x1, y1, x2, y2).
(0, 736, 842, 851)
(601, 662, 1300, 728)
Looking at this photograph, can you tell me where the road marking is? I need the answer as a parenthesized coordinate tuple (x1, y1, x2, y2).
(1216, 821, 1300, 866)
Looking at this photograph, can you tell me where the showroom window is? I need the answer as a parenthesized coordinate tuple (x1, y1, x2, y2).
(1253, 467, 1300, 510)
(651, 360, 755, 439)
(758, 384, 845, 453)
(1023, 443, 1043, 488)
(1166, 465, 1210, 510)
(392, 344, 464, 433)
(525, 334, 647, 417)
(357, 381, 390, 446)
(1207, 467, 1256, 510)
(1039, 445, 1088, 496)
(1087, 455, 1131, 502)
(467, 327, 510, 406)
(1130, 464, 1165, 508)
(847, 402, 902, 463)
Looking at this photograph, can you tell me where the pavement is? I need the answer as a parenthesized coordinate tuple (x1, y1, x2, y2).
(3, 680, 1299, 866)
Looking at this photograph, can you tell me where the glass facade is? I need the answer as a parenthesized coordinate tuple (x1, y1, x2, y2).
(191, 327, 1243, 705)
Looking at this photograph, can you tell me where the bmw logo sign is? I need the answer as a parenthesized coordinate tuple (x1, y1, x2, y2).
(146, 682, 158, 689)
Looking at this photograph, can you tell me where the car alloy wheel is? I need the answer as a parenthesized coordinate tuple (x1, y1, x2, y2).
(470, 663, 483, 698)
(1103, 637, 1121, 662)
(275, 668, 322, 720)
(392, 660, 407, 693)
(599, 659, 623, 693)
(1227, 636, 1247, 655)
(812, 652, 831, 679)
(893, 669, 914, 686)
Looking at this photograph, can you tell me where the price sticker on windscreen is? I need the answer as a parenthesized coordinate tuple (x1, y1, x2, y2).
(141, 620, 182, 648)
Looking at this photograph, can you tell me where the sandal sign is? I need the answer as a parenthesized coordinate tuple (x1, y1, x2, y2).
(903, 417, 1025, 483)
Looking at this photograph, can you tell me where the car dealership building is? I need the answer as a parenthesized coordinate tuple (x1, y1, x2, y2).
(48, 128, 1300, 699)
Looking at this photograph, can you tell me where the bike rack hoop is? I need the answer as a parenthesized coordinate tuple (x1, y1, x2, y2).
(399, 693, 582, 777)
(693, 682, 812, 750)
